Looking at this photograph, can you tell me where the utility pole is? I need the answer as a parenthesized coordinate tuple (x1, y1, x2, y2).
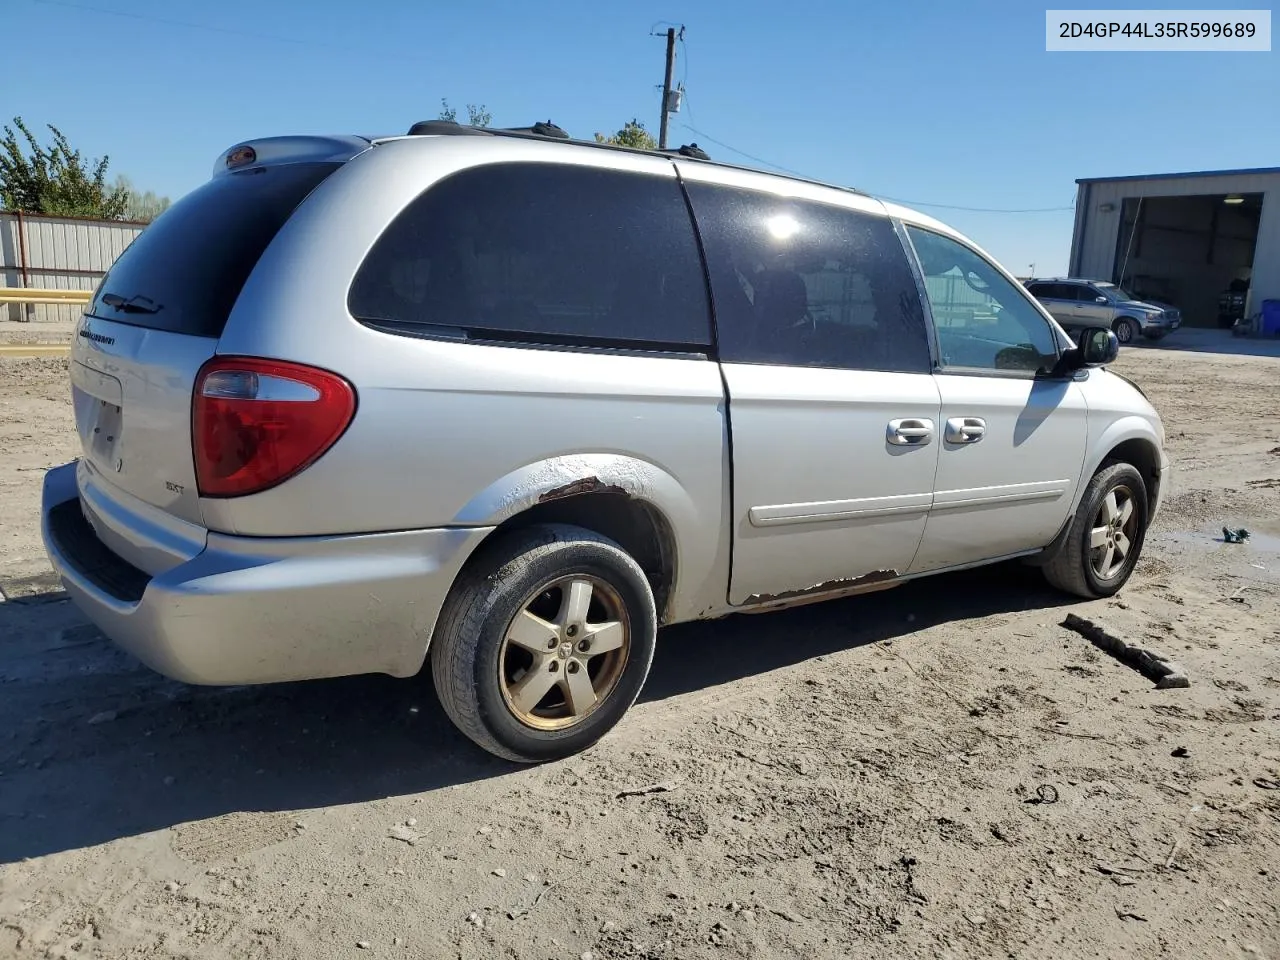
(658, 27, 677, 149)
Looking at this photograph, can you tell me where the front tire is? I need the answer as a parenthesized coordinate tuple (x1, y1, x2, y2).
(1113, 317, 1140, 344)
(430, 524, 657, 763)
(1043, 462, 1149, 599)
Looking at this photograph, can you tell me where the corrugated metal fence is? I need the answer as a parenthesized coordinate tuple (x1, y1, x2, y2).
(1, 211, 145, 322)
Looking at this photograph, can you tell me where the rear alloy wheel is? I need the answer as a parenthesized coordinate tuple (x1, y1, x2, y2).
(430, 524, 657, 762)
(1113, 317, 1140, 344)
(497, 575, 631, 731)
(1043, 462, 1149, 599)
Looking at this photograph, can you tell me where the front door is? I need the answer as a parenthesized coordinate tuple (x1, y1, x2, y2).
(678, 170, 941, 603)
(905, 226, 1088, 572)
(1073, 284, 1114, 328)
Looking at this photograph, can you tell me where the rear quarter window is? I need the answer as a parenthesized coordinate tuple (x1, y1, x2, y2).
(348, 162, 712, 350)
(87, 162, 340, 338)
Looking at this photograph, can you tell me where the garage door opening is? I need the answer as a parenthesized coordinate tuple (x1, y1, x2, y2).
(1112, 193, 1263, 327)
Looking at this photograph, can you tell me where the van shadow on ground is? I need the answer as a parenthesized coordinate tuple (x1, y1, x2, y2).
(0, 562, 1073, 863)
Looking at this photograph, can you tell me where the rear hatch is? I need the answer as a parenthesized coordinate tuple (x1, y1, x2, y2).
(71, 158, 343, 542)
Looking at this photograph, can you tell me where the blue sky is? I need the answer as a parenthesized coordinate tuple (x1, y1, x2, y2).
(8, 0, 1276, 274)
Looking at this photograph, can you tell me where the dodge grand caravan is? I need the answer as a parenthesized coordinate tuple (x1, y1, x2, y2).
(42, 121, 1168, 762)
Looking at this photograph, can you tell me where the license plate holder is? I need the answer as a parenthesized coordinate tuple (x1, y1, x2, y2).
(88, 399, 123, 469)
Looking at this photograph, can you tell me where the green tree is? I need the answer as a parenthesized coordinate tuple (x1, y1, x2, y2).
(112, 175, 171, 222)
(594, 119, 658, 150)
(0, 117, 128, 219)
(438, 99, 492, 127)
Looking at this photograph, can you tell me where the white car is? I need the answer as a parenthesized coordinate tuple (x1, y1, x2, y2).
(42, 121, 1168, 762)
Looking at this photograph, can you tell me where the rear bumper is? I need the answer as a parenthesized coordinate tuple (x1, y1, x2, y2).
(41, 461, 492, 685)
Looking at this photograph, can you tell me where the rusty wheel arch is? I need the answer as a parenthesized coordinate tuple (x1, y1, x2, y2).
(483, 488, 679, 624)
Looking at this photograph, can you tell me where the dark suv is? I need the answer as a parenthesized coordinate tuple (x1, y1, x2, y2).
(1217, 278, 1249, 329)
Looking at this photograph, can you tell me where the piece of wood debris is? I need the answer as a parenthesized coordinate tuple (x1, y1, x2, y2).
(1061, 614, 1190, 688)
(615, 781, 677, 799)
(1115, 906, 1148, 922)
(1095, 862, 1143, 877)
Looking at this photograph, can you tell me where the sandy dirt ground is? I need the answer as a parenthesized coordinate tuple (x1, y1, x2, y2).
(1, 341, 1277, 960)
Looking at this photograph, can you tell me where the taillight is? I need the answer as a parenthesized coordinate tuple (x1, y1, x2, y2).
(193, 357, 356, 498)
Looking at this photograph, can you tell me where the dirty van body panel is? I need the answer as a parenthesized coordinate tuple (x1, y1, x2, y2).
(908, 374, 1090, 573)
(674, 161, 943, 607)
(70, 322, 214, 532)
(721, 364, 941, 605)
(208, 137, 734, 624)
(62, 157, 351, 573)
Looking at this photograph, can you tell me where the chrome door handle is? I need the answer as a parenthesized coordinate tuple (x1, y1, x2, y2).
(887, 418, 935, 446)
(945, 417, 986, 443)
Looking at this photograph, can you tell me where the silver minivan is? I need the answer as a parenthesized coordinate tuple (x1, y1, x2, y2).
(42, 122, 1168, 761)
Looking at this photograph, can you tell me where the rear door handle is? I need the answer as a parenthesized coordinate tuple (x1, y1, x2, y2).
(945, 417, 986, 443)
(888, 418, 935, 446)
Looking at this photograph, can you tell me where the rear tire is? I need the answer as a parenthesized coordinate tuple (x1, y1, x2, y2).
(430, 523, 657, 763)
(1113, 317, 1139, 344)
(1043, 462, 1148, 599)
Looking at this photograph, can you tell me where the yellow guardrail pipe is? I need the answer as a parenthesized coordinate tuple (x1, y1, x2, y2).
(0, 288, 93, 305)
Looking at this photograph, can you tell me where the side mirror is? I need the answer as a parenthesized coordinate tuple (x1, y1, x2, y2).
(1095, 296, 1108, 303)
(1077, 326, 1120, 367)
(1049, 326, 1119, 377)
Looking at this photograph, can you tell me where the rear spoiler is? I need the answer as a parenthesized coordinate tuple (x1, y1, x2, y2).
(212, 135, 372, 178)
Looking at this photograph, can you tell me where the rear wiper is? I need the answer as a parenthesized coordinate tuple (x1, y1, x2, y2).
(100, 292, 163, 314)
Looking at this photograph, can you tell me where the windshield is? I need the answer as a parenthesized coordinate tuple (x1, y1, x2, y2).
(1098, 284, 1140, 302)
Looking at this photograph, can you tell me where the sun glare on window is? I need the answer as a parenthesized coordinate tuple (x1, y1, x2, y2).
(765, 215, 800, 240)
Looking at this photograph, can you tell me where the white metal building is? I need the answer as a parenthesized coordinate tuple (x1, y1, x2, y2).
(1, 212, 145, 322)
(1069, 167, 1280, 328)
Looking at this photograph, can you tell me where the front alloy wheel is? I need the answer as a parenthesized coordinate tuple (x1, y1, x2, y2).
(1088, 484, 1138, 582)
(1043, 462, 1149, 599)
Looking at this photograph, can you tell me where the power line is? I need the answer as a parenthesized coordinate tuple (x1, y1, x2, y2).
(680, 121, 812, 179)
(679, 117, 1074, 214)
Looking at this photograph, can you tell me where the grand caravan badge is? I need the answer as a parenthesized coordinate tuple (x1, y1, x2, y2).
(79, 328, 115, 346)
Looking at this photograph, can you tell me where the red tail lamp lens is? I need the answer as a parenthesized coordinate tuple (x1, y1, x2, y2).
(193, 357, 355, 497)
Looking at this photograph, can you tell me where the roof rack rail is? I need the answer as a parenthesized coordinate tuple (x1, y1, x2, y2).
(500, 120, 570, 140)
(406, 119, 571, 140)
(406, 119, 494, 137)
(390, 121, 873, 197)
(402, 120, 712, 161)
(672, 142, 710, 161)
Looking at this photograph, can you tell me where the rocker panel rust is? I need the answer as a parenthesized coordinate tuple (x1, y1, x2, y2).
(741, 568, 900, 611)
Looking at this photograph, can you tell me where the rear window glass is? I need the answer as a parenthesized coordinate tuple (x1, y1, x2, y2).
(348, 162, 712, 349)
(87, 162, 340, 338)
